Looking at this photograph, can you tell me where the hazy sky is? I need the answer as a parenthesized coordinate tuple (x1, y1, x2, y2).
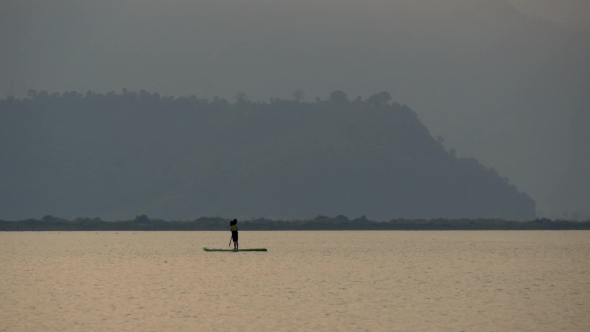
(507, 0, 590, 27)
(1, 0, 588, 217)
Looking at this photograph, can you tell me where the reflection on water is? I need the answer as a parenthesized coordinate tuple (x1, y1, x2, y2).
(1, 231, 589, 331)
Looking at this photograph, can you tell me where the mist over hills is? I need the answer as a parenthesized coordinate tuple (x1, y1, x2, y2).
(0, 92, 535, 221)
(1, 0, 588, 217)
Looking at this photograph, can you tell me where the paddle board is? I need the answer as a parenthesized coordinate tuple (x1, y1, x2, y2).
(203, 247, 267, 252)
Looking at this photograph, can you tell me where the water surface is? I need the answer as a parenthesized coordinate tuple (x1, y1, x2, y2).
(1, 231, 589, 331)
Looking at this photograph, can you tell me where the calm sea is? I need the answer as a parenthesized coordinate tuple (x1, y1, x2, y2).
(1, 231, 589, 331)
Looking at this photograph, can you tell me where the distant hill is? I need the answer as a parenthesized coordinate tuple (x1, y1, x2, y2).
(0, 91, 536, 220)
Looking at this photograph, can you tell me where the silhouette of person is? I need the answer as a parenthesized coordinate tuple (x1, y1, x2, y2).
(230, 219, 238, 250)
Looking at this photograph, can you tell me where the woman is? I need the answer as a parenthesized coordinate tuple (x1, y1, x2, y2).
(230, 219, 238, 250)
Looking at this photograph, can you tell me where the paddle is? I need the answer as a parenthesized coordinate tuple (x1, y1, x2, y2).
(229, 235, 233, 247)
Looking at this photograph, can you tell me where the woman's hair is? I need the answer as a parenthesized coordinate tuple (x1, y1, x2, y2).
(230, 219, 237, 225)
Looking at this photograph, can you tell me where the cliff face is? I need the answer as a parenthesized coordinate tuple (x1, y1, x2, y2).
(0, 92, 536, 220)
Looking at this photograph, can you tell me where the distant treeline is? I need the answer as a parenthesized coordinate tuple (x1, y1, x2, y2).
(0, 89, 536, 221)
(1, 215, 588, 231)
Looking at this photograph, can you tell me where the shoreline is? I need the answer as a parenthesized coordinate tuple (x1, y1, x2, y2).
(2, 217, 589, 231)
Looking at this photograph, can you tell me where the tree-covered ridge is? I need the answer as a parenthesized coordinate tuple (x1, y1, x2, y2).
(0, 90, 536, 221)
(2, 215, 588, 232)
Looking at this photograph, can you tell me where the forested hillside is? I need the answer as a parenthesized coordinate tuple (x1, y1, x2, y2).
(0, 91, 536, 220)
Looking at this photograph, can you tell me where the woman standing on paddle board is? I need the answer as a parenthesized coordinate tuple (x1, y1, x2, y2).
(230, 219, 239, 251)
